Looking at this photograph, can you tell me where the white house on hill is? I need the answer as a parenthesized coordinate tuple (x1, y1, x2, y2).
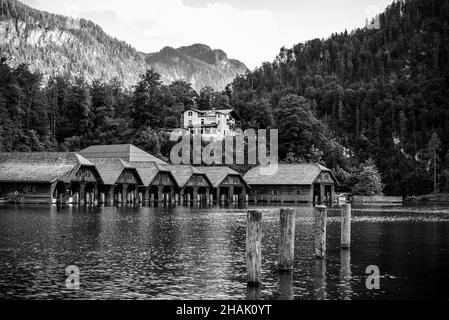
(181, 108, 238, 140)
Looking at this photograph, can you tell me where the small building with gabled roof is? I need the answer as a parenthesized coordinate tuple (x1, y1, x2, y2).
(159, 164, 213, 204)
(87, 158, 143, 204)
(79, 144, 167, 164)
(197, 166, 249, 203)
(128, 162, 178, 204)
(0, 152, 102, 204)
(244, 163, 338, 206)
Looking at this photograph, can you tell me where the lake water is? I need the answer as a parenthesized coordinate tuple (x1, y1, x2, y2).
(1, 203, 449, 300)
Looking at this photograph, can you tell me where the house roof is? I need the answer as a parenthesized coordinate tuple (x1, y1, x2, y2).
(127, 162, 177, 187)
(244, 163, 337, 186)
(158, 164, 211, 188)
(79, 144, 167, 164)
(87, 158, 142, 185)
(0, 152, 98, 183)
(185, 108, 237, 117)
(196, 166, 247, 188)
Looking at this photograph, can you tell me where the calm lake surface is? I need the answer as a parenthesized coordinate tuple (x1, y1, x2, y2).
(1, 203, 449, 300)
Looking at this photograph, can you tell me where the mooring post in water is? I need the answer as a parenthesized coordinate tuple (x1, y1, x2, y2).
(279, 208, 295, 271)
(341, 204, 351, 249)
(314, 205, 327, 259)
(246, 210, 262, 286)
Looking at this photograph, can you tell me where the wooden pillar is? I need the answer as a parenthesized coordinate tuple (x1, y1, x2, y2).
(320, 184, 325, 205)
(122, 184, 128, 204)
(133, 187, 138, 203)
(314, 205, 327, 259)
(279, 208, 296, 271)
(246, 210, 262, 286)
(193, 187, 199, 203)
(79, 183, 86, 205)
(144, 188, 150, 205)
(242, 187, 247, 203)
(340, 249, 351, 300)
(157, 187, 163, 204)
(169, 189, 174, 204)
(205, 189, 210, 204)
(341, 204, 351, 249)
(93, 185, 98, 204)
(310, 185, 314, 206)
(330, 184, 335, 207)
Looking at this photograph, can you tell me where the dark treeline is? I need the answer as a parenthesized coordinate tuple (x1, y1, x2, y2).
(2, 0, 449, 196)
(228, 0, 449, 196)
(0, 58, 236, 162)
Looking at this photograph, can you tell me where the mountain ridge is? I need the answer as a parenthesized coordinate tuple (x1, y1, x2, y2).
(0, 0, 248, 91)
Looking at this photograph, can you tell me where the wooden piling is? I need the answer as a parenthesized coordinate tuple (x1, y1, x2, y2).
(246, 210, 262, 286)
(314, 205, 327, 259)
(279, 208, 295, 271)
(341, 204, 351, 249)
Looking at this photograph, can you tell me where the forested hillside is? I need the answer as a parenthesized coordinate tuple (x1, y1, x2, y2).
(1, 0, 449, 196)
(229, 0, 449, 196)
(0, 0, 247, 90)
(0, 0, 146, 87)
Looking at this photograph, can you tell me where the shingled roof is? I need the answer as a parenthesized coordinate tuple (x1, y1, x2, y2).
(0, 153, 99, 183)
(87, 158, 142, 185)
(196, 166, 248, 188)
(159, 165, 212, 188)
(244, 163, 337, 186)
(79, 144, 167, 164)
(127, 162, 177, 187)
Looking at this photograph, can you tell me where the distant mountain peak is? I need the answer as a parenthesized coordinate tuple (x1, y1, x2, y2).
(0, 0, 248, 91)
(146, 44, 248, 91)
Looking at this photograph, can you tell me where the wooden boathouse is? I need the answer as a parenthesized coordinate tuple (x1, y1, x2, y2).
(87, 158, 143, 204)
(129, 162, 178, 205)
(0, 153, 102, 204)
(244, 163, 338, 206)
(161, 165, 213, 204)
(197, 166, 249, 203)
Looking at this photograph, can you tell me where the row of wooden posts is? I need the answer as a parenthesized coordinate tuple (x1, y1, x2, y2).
(246, 204, 352, 286)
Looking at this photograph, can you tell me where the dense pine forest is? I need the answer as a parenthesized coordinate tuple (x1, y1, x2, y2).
(1, 0, 449, 196)
(230, 0, 449, 196)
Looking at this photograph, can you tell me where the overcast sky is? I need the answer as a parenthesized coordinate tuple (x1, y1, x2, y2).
(22, 0, 394, 69)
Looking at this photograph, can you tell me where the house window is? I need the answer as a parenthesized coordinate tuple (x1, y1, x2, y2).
(26, 185, 36, 193)
(188, 112, 193, 116)
(201, 119, 205, 125)
(297, 190, 301, 196)
(272, 190, 278, 195)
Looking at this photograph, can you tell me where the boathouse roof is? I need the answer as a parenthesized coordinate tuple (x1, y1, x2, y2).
(87, 158, 143, 185)
(159, 165, 212, 188)
(244, 163, 338, 186)
(127, 162, 178, 187)
(79, 144, 167, 164)
(0, 152, 98, 183)
(196, 166, 248, 188)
